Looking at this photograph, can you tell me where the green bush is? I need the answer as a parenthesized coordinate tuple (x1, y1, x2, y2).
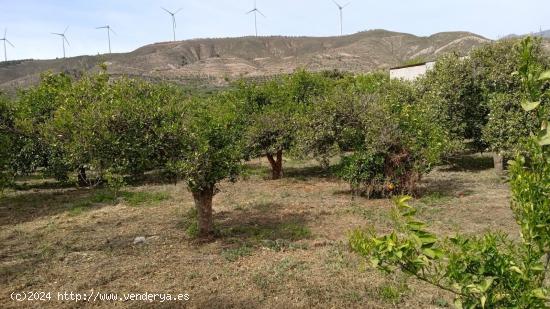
(482, 92, 545, 157)
(349, 37, 550, 309)
(236, 70, 333, 179)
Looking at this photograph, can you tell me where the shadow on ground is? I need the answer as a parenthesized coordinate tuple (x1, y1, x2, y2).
(0, 189, 119, 226)
(442, 154, 495, 172)
(215, 203, 311, 246)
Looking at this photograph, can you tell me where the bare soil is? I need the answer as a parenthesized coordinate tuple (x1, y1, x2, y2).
(0, 154, 515, 308)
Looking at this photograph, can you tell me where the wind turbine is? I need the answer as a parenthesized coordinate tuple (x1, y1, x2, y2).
(162, 7, 182, 41)
(52, 26, 70, 58)
(1, 29, 14, 62)
(96, 25, 116, 54)
(332, 0, 351, 36)
(246, 0, 265, 37)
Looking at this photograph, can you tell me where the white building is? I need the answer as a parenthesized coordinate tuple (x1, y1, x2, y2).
(389, 61, 436, 81)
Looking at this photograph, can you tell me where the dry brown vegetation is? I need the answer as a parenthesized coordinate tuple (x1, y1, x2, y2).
(0, 30, 491, 91)
(0, 154, 514, 308)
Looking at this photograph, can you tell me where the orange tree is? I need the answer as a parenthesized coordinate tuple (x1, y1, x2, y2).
(161, 93, 243, 237)
(235, 70, 333, 179)
(349, 37, 550, 308)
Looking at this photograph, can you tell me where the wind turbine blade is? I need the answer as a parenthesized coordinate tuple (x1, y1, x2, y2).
(161, 7, 172, 14)
(109, 27, 117, 35)
(52, 33, 62, 36)
(6, 39, 14, 47)
(246, 9, 256, 14)
(342, 2, 351, 8)
(64, 36, 70, 46)
(332, 0, 342, 8)
(63, 26, 69, 34)
(174, 8, 183, 15)
(256, 9, 266, 17)
(96, 26, 107, 29)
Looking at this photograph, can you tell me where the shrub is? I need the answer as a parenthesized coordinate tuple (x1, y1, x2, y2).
(482, 92, 546, 157)
(418, 53, 486, 150)
(349, 37, 550, 308)
(337, 79, 451, 197)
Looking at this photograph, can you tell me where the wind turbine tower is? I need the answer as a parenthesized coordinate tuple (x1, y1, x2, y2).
(96, 25, 116, 54)
(52, 27, 70, 58)
(162, 7, 182, 41)
(247, 0, 266, 37)
(332, 1, 351, 36)
(1, 29, 14, 62)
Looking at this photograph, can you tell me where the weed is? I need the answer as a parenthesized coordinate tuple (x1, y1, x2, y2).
(434, 297, 450, 307)
(180, 208, 199, 238)
(121, 191, 170, 207)
(418, 192, 453, 205)
(377, 281, 407, 305)
(221, 245, 253, 262)
(261, 239, 308, 252)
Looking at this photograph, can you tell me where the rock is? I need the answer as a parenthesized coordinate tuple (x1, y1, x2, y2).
(133, 236, 146, 245)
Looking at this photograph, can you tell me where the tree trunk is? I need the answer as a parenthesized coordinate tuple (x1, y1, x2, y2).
(77, 166, 88, 187)
(266, 150, 283, 180)
(192, 185, 215, 238)
(493, 153, 504, 174)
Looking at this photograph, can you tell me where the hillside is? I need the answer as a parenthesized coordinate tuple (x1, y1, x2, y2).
(503, 29, 550, 39)
(0, 30, 491, 89)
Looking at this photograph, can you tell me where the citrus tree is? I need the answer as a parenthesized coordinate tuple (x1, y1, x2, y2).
(10, 72, 73, 181)
(237, 70, 332, 179)
(0, 93, 16, 192)
(349, 37, 550, 308)
(162, 94, 243, 237)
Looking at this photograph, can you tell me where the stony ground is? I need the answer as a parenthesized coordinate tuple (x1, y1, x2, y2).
(0, 154, 514, 308)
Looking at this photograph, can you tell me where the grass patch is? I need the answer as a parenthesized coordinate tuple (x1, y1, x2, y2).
(179, 208, 199, 238)
(377, 280, 408, 305)
(221, 245, 253, 262)
(65, 190, 170, 216)
(67, 190, 117, 216)
(252, 257, 308, 292)
(220, 221, 311, 242)
(121, 191, 170, 207)
(418, 192, 453, 206)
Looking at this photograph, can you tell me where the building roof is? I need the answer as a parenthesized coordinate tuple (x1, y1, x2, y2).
(389, 61, 435, 70)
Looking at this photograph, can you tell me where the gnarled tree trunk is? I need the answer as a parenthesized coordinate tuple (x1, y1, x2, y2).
(192, 184, 215, 238)
(493, 153, 504, 174)
(266, 150, 283, 180)
(77, 166, 88, 187)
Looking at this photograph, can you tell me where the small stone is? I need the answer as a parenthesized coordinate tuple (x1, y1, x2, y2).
(133, 236, 146, 244)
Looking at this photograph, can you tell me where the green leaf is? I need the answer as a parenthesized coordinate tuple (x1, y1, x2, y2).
(509, 266, 523, 275)
(530, 264, 545, 272)
(539, 128, 550, 146)
(538, 70, 550, 81)
(422, 248, 443, 259)
(419, 235, 437, 245)
(480, 295, 487, 309)
(480, 278, 494, 292)
(407, 221, 426, 231)
(532, 288, 549, 300)
(521, 100, 540, 112)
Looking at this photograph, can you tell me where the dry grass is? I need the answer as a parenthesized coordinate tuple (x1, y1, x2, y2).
(0, 154, 514, 308)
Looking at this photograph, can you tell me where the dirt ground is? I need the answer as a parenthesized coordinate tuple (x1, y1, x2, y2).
(0, 154, 515, 308)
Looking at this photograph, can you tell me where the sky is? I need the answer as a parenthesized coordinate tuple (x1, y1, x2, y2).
(1, 0, 548, 61)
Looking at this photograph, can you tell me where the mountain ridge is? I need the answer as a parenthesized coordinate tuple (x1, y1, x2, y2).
(0, 29, 493, 90)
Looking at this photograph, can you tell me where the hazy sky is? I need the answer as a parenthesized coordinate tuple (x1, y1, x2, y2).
(1, 0, 548, 60)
